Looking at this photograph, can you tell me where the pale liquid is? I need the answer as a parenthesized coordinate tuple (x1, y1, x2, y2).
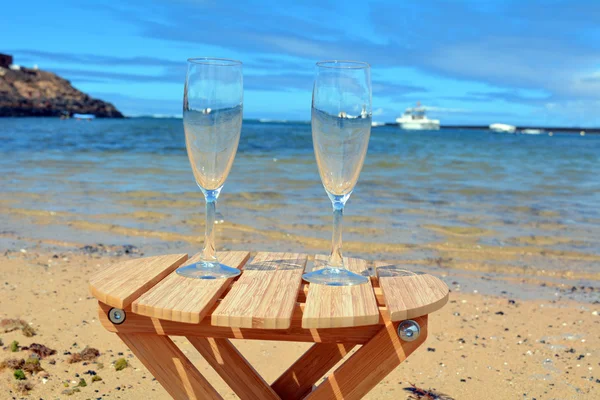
(312, 107, 371, 196)
(184, 106, 242, 190)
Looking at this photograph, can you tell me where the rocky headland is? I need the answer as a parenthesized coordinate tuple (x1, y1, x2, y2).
(0, 53, 123, 118)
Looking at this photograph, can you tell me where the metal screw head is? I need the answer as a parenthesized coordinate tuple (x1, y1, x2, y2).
(397, 320, 420, 342)
(108, 308, 126, 325)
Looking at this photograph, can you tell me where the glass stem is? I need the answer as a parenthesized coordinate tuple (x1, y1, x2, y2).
(328, 201, 344, 271)
(201, 189, 219, 265)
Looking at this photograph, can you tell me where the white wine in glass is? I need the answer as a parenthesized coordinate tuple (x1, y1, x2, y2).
(177, 57, 243, 279)
(302, 60, 372, 286)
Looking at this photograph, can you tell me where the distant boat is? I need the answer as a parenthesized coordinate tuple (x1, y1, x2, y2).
(396, 102, 440, 130)
(259, 118, 288, 123)
(521, 128, 544, 135)
(489, 123, 516, 133)
(73, 113, 95, 120)
(371, 121, 385, 127)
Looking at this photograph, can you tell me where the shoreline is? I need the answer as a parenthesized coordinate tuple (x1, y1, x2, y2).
(1, 201, 599, 305)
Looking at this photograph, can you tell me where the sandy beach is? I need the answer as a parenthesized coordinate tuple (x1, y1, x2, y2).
(0, 238, 598, 399)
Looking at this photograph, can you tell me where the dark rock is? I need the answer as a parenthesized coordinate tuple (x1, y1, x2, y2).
(0, 55, 123, 118)
(0, 54, 12, 69)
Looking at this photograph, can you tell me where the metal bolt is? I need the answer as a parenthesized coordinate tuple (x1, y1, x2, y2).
(108, 308, 126, 325)
(397, 320, 420, 342)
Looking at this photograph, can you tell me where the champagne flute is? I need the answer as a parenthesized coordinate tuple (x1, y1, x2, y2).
(176, 57, 243, 279)
(302, 60, 372, 286)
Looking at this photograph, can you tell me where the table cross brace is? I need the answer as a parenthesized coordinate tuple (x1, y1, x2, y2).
(110, 308, 427, 400)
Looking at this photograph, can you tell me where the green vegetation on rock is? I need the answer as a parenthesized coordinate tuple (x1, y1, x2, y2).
(13, 369, 26, 380)
(114, 358, 128, 371)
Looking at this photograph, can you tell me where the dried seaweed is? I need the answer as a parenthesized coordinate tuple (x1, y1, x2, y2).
(67, 347, 100, 363)
(23, 357, 43, 374)
(24, 343, 56, 359)
(21, 325, 36, 337)
(1, 319, 27, 333)
(405, 383, 455, 400)
(13, 380, 33, 394)
(0, 319, 35, 337)
(0, 358, 25, 370)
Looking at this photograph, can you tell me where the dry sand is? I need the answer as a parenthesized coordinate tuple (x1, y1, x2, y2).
(1, 246, 598, 399)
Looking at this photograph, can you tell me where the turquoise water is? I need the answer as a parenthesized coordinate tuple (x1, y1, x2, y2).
(1, 117, 599, 286)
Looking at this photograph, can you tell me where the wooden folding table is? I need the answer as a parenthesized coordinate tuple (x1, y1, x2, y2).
(89, 251, 449, 400)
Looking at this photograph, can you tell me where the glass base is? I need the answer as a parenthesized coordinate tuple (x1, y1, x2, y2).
(176, 261, 241, 280)
(302, 267, 369, 286)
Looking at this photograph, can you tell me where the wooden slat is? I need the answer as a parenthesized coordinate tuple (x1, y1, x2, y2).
(99, 302, 384, 344)
(302, 256, 379, 329)
(306, 315, 428, 400)
(375, 263, 449, 321)
(188, 337, 279, 400)
(132, 251, 250, 323)
(271, 343, 355, 400)
(118, 333, 222, 400)
(299, 283, 386, 305)
(89, 253, 188, 308)
(211, 252, 307, 329)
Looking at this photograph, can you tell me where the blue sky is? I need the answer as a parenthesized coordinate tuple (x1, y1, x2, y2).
(5, 0, 600, 126)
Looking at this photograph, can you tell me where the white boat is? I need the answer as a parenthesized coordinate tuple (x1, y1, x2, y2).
(371, 121, 385, 127)
(73, 113, 95, 120)
(489, 123, 516, 133)
(396, 102, 440, 130)
(521, 128, 544, 135)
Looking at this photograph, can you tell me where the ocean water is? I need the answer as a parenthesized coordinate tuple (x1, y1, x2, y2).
(1, 117, 599, 297)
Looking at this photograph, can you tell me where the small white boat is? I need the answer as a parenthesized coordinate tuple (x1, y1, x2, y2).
(489, 123, 516, 133)
(396, 102, 440, 130)
(73, 113, 95, 120)
(521, 128, 544, 135)
(371, 121, 385, 127)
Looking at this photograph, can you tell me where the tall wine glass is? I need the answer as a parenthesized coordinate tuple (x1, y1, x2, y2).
(176, 57, 243, 279)
(302, 60, 372, 286)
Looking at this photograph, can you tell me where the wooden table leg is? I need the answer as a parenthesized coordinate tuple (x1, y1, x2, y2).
(117, 333, 222, 400)
(271, 343, 356, 400)
(305, 315, 428, 400)
(187, 336, 280, 400)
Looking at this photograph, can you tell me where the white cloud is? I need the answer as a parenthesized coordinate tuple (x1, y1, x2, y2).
(372, 107, 384, 116)
(423, 106, 469, 114)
